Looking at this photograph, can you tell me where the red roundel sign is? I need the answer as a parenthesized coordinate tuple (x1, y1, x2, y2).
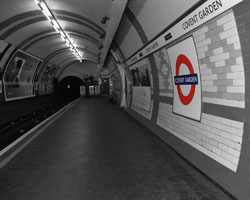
(168, 37, 201, 121)
(176, 54, 196, 105)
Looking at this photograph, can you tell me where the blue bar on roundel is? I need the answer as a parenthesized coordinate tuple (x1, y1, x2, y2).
(174, 74, 198, 85)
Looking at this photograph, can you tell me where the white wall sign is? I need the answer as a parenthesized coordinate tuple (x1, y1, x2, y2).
(132, 86, 151, 111)
(95, 86, 100, 95)
(167, 37, 201, 121)
(80, 86, 85, 96)
(126, 0, 243, 66)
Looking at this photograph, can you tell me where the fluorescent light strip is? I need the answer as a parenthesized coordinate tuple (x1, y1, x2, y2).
(61, 35, 65, 42)
(60, 31, 65, 38)
(53, 26, 59, 33)
(40, 2, 52, 17)
(34, 0, 83, 62)
(42, 10, 51, 22)
(51, 19, 60, 29)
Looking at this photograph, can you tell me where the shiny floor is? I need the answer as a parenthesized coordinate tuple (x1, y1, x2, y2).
(0, 98, 233, 200)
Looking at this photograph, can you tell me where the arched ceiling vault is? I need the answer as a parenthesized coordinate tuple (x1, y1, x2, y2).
(0, 0, 128, 74)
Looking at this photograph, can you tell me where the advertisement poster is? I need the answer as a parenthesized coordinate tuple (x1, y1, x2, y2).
(130, 60, 152, 112)
(3, 50, 41, 101)
(125, 70, 133, 109)
(38, 63, 57, 95)
(131, 65, 150, 86)
(167, 37, 201, 121)
(132, 86, 151, 111)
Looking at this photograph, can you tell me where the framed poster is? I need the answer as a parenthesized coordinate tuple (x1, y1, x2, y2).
(3, 50, 41, 101)
(132, 86, 151, 111)
(131, 66, 150, 86)
(38, 63, 58, 95)
(167, 37, 201, 121)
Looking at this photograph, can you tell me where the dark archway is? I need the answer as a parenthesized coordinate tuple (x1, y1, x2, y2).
(55, 76, 84, 102)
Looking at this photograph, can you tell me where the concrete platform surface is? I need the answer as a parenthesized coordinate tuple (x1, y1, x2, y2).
(0, 98, 233, 200)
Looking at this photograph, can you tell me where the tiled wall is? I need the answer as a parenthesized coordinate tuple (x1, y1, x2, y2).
(155, 10, 245, 172)
(123, 1, 250, 199)
(154, 49, 173, 97)
(157, 102, 243, 171)
(195, 10, 245, 108)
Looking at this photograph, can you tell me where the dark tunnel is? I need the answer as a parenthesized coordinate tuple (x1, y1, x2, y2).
(54, 76, 84, 102)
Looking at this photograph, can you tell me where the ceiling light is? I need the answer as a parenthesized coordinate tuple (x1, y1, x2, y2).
(69, 38, 74, 44)
(35, 0, 83, 62)
(59, 31, 65, 37)
(61, 35, 65, 42)
(40, 2, 52, 17)
(42, 10, 51, 22)
(52, 19, 60, 29)
(53, 26, 59, 33)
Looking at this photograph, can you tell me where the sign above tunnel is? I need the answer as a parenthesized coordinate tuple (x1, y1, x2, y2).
(167, 37, 201, 121)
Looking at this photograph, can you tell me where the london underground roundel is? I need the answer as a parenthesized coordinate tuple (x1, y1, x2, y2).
(175, 54, 198, 105)
(167, 37, 201, 121)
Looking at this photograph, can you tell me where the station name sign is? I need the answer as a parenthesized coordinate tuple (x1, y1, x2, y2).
(174, 74, 198, 85)
(126, 0, 243, 66)
(182, 0, 223, 31)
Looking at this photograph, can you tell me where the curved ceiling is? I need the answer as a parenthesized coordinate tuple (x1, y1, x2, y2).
(0, 0, 127, 75)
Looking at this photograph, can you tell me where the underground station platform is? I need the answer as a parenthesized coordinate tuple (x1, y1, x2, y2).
(0, 98, 234, 200)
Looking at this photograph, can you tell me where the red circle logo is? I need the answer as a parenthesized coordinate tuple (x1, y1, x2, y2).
(176, 54, 195, 105)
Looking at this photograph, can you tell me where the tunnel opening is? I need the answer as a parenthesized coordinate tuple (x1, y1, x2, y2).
(55, 76, 84, 102)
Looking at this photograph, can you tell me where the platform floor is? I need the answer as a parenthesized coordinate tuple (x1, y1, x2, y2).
(0, 98, 233, 200)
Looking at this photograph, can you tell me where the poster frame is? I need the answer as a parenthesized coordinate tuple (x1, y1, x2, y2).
(2, 49, 42, 101)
